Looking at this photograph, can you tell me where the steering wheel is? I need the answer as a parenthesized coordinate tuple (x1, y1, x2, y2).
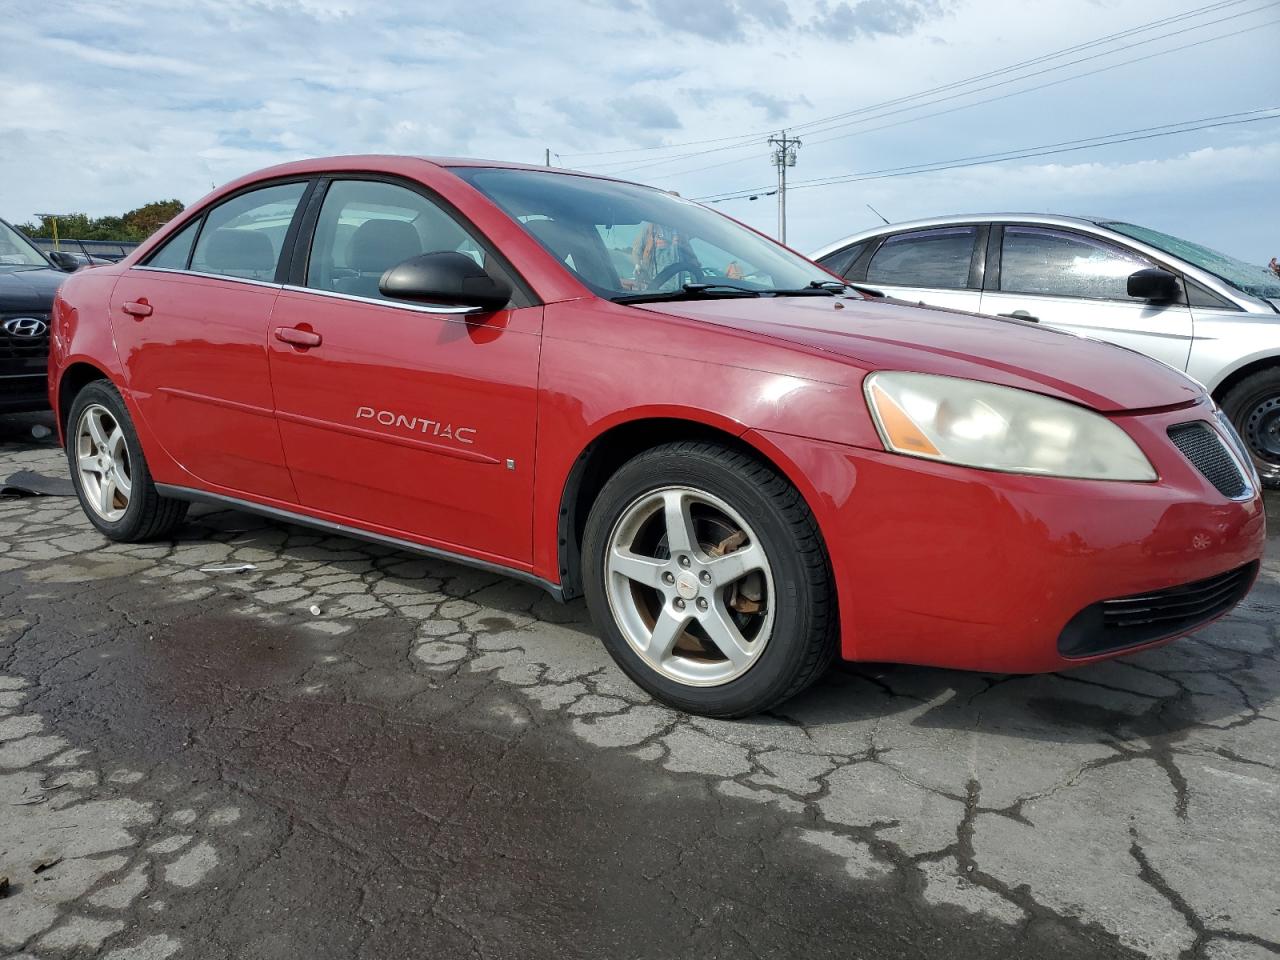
(645, 259, 705, 292)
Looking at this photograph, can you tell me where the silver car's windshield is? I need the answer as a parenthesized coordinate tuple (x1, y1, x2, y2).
(1103, 221, 1280, 301)
(0, 220, 49, 272)
(450, 167, 834, 301)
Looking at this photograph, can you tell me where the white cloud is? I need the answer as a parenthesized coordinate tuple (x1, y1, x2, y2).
(1, 0, 1276, 259)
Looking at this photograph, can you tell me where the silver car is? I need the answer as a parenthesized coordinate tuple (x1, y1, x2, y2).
(812, 214, 1280, 488)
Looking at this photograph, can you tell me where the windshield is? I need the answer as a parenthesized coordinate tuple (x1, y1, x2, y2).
(450, 167, 834, 300)
(0, 220, 49, 271)
(1102, 221, 1280, 301)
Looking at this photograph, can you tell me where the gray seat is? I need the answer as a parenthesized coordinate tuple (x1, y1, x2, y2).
(203, 229, 276, 279)
(523, 218, 619, 290)
(335, 219, 423, 299)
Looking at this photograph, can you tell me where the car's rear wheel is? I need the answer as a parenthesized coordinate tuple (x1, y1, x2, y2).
(66, 381, 188, 541)
(582, 441, 836, 718)
(1221, 368, 1280, 490)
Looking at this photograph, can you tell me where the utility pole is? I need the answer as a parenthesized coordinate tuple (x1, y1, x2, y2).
(545, 148, 551, 167)
(767, 130, 801, 245)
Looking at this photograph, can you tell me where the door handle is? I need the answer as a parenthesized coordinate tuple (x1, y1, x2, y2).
(274, 326, 322, 349)
(121, 299, 153, 318)
(997, 310, 1039, 323)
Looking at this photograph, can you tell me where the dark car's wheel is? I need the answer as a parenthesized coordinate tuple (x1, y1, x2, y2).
(66, 381, 188, 541)
(582, 441, 837, 718)
(1220, 368, 1280, 490)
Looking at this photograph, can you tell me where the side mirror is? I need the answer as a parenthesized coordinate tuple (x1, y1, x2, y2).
(379, 252, 512, 312)
(1127, 268, 1180, 302)
(48, 251, 80, 273)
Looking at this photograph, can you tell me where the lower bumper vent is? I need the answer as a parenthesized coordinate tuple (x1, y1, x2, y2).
(1058, 561, 1258, 658)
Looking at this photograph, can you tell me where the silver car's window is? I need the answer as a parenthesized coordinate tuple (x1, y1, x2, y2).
(190, 182, 307, 282)
(1000, 227, 1152, 301)
(865, 227, 976, 290)
(305, 179, 489, 302)
(1103, 221, 1280, 301)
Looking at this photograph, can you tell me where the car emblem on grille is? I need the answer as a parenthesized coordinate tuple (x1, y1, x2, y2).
(2, 317, 48, 337)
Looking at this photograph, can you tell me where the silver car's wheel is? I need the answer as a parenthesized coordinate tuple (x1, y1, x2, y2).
(1222, 368, 1280, 490)
(1242, 394, 1280, 483)
(604, 485, 775, 687)
(74, 403, 133, 522)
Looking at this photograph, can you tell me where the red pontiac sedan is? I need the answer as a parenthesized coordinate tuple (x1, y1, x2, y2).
(48, 156, 1266, 717)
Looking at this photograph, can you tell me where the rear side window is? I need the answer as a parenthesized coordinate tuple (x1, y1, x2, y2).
(866, 227, 976, 290)
(305, 179, 496, 303)
(817, 241, 868, 278)
(145, 219, 201, 270)
(1000, 227, 1154, 300)
(190, 182, 307, 281)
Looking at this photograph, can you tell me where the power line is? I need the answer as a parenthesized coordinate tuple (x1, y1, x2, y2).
(643, 14, 1280, 183)
(694, 108, 1280, 203)
(593, 2, 1274, 180)
(562, 0, 1268, 168)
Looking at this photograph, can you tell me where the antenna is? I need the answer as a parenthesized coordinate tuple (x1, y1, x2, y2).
(866, 203, 890, 225)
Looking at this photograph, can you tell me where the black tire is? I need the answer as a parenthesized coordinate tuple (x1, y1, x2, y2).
(65, 380, 188, 541)
(1220, 368, 1280, 490)
(581, 441, 837, 718)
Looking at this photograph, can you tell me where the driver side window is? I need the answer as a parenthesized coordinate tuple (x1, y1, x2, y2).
(305, 180, 489, 302)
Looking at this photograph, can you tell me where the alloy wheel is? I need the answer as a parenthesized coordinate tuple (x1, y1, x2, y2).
(75, 403, 133, 522)
(604, 486, 775, 687)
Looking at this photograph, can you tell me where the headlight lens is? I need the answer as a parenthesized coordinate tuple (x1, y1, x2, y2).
(864, 371, 1157, 481)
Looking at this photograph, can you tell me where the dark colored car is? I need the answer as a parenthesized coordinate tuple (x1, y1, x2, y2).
(1, 218, 73, 413)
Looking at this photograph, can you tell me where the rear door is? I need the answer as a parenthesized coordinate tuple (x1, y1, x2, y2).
(267, 176, 542, 566)
(109, 180, 312, 501)
(849, 225, 984, 312)
(979, 224, 1193, 370)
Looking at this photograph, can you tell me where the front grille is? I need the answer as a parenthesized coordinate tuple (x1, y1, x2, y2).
(1058, 562, 1258, 657)
(0, 312, 51, 362)
(0, 375, 47, 400)
(1168, 421, 1247, 498)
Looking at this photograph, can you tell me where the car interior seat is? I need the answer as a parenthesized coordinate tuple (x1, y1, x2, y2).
(523, 218, 620, 291)
(336, 219, 423, 300)
(203, 229, 276, 281)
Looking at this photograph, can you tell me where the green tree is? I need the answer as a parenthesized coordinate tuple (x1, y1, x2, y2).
(121, 199, 184, 239)
(14, 200, 185, 243)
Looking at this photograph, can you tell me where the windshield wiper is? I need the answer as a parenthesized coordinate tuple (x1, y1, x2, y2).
(614, 283, 763, 304)
(769, 280, 886, 298)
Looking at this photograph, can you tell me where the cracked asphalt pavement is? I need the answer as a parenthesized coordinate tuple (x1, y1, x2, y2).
(2, 412, 1278, 960)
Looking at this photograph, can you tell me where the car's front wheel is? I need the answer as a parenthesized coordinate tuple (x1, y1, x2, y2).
(1221, 367, 1280, 490)
(66, 381, 188, 541)
(582, 442, 836, 718)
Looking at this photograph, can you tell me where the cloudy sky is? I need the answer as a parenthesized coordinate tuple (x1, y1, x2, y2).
(2, 0, 1278, 260)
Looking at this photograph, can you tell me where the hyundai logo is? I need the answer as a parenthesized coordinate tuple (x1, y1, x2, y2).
(2, 317, 48, 338)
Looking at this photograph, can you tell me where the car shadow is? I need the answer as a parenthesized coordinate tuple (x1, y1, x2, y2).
(5, 417, 1276, 746)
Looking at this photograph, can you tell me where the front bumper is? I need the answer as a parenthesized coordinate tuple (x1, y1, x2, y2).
(755, 403, 1267, 674)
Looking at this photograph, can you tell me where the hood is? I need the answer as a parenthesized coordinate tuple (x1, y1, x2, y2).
(0, 268, 65, 311)
(638, 294, 1202, 413)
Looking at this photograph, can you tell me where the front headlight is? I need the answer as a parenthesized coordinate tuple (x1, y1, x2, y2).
(864, 371, 1157, 481)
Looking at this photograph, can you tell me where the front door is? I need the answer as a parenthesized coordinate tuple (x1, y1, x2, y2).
(980, 225, 1193, 370)
(109, 180, 310, 501)
(267, 177, 541, 567)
